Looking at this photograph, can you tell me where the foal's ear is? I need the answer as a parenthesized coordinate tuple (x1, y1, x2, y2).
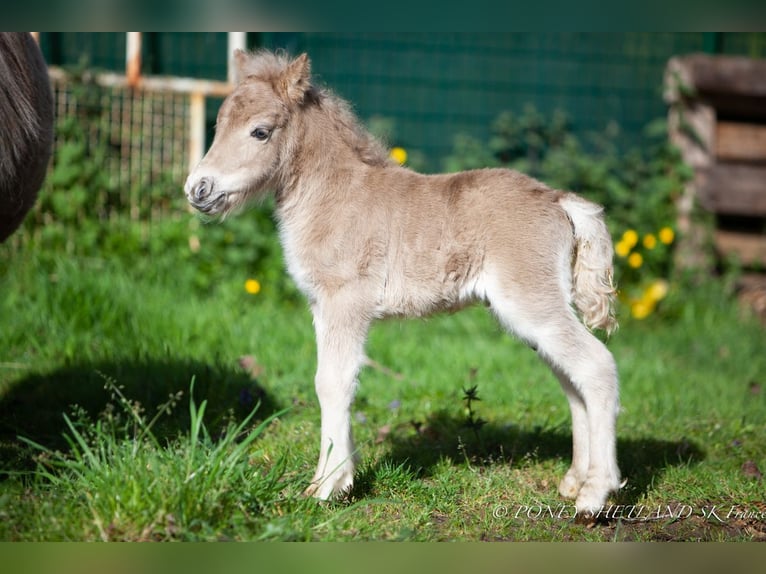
(282, 53, 311, 106)
(232, 48, 251, 84)
(233, 48, 248, 66)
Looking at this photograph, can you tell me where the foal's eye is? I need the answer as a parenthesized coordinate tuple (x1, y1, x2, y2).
(251, 127, 271, 141)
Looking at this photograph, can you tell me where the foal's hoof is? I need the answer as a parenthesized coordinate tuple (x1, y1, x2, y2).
(304, 470, 354, 501)
(572, 475, 624, 525)
(574, 511, 599, 527)
(558, 471, 584, 500)
(303, 482, 321, 499)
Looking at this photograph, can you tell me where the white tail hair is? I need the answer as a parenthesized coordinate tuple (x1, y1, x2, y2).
(559, 193, 618, 334)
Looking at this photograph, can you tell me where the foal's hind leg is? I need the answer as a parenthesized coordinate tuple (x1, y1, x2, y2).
(552, 367, 591, 500)
(304, 298, 370, 500)
(538, 323, 620, 516)
(490, 293, 620, 517)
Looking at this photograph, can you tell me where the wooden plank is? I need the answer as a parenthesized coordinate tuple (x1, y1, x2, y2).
(665, 55, 766, 121)
(698, 164, 766, 215)
(48, 66, 233, 98)
(739, 273, 766, 292)
(126, 32, 142, 88)
(675, 54, 766, 98)
(715, 230, 766, 266)
(716, 121, 766, 162)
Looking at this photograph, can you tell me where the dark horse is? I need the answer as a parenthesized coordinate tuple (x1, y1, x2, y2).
(0, 32, 54, 242)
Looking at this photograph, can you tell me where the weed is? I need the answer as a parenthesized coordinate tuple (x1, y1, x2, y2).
(462, 384, 487, 437)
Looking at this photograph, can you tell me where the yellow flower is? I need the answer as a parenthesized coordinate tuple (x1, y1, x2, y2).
(643, 233, 657, 250)
(659, 227, 675, 245)
(390, 147, 408, 165)
(631, 300, 653, 319)
(244, 279, 261, 295)
(622, 229, 639, 249)
(645, 279, 669, 302)
(628, 252, 643, 268)
(615, 240, 631, 258)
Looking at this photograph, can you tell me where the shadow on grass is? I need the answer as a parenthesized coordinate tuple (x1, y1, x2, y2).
(0, 358, 281, 472)
(354, 409, 705, 506)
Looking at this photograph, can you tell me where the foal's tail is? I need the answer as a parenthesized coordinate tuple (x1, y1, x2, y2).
(558, 193, 618, 335)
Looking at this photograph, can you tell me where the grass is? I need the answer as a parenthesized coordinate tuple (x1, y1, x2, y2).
(1, 239, 765, 541)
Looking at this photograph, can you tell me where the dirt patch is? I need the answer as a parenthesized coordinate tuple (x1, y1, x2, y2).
(611, 515, 766, 541)
(607, 501, 766, 541)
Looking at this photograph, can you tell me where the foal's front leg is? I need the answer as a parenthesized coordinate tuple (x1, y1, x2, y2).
(304, 301, 370, 500)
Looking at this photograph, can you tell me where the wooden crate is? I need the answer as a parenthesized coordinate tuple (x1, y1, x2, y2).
(665, 54, 766, 269)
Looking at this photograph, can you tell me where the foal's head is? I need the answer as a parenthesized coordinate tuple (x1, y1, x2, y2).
(185, 50, 311, 217)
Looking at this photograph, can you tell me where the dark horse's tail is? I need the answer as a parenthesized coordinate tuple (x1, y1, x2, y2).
(0, 33, 54, 242)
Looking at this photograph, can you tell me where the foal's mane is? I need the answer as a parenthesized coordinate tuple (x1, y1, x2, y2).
(240, 50, 392, 168)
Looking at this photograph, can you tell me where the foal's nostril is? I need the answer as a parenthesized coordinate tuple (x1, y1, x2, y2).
(193, 177, 212, 203)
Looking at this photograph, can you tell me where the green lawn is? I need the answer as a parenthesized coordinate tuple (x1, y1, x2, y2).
(1, 238, 765, 541)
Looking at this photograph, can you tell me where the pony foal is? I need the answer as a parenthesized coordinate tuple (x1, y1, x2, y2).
(185, 50, 621, 518)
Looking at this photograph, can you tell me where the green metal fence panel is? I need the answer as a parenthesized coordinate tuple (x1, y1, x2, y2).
(40, 32, 229, 79)
(40, 32, 126, 72)
(718, 32, 766, 58)
(143, 32, 228, 80)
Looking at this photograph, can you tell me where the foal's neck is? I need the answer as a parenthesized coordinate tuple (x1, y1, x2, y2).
(277, 104, 384, 202)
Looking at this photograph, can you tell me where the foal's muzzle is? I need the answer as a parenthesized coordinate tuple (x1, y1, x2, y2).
(186, 177, 225, 214)
(189, 177, 212, 203)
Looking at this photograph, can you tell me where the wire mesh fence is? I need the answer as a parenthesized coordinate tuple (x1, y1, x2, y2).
(50, 73, 192, 219)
